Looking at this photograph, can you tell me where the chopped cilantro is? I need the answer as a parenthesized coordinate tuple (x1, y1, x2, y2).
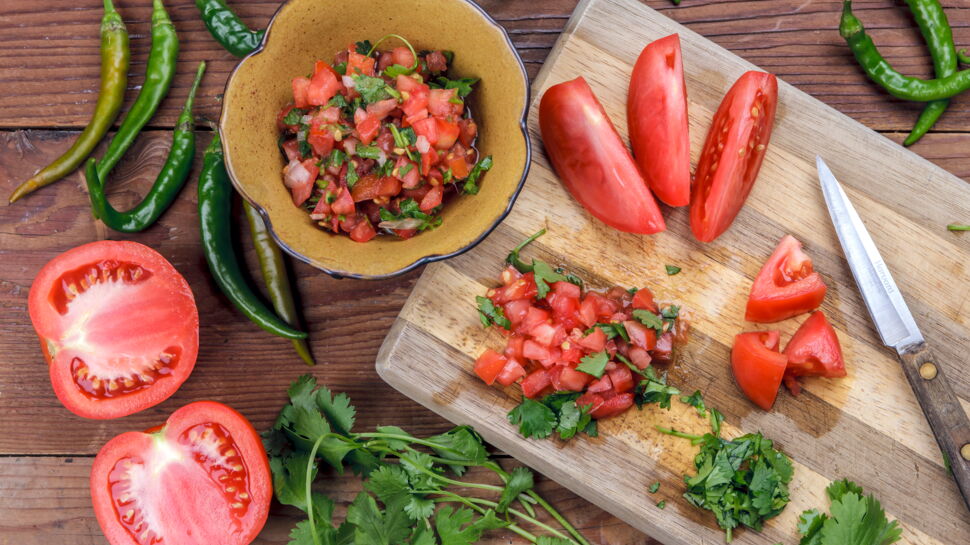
(649, 482, 661, 494)
(383, 63, 413, 78)
(327, 94, 347, 109)
(434, 75, 479, 97)
(461, 155, 493, 194)
(575, 351, 609, 378)
(657, 500, 666, 509)
(379, 198, 441, 231)
(796, 479, 901, 545)
(948, 224, 970, 231)
(634, 367, 680, 409)
(680, 390, 707, 417)
(333, 61, 347, 75)
(283, 107, 306, 125)
(354, 40, 373, 55)
(355, 144, 382, 160)
(632, 309, 663, 332)
(505, 229, 546, 273)
(351, 74, 392, 104)
(476, 296, 510, 330)
(325, 149, 346, 169)
(297, 125, 312, 158)
(507, 393, 596, 442)
(345, 164, 359, 188)
(665, 264, 681, 276)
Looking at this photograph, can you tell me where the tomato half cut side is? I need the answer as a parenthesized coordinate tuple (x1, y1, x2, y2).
(539, 77, 666, 234)
(731, 331, 787, 411)
(28, 241, 199, 419)
(690, 71, 778, 242)
(90, 401, 272, 545)
(627, 34, 690, 207)
(745, 235, 827, 323)
(782, 311, 846, 394)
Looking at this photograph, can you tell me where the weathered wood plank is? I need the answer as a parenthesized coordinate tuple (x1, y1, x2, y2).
(0, 456, 653, 545)
(0, 0, 968, 131)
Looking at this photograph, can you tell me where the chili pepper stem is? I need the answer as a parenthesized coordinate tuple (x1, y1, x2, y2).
(179, 61, 207, 129)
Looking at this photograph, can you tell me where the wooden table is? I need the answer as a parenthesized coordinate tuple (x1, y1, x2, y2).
(1, 1, 967, 543)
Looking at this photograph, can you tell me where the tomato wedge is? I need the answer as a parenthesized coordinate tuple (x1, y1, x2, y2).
(782, 311, 846, 394)
(90, 401, 272, 545)
(731, 331, 787, 410)
(627, 34, 690, 207)
(539, 77, 665, 234)
(28, 241, 199, 419)
(690, 71, 778, 242)
(745, 235, 827, 323)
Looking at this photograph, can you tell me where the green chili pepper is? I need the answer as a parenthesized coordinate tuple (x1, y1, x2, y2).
(903, 0, 958, 146)
(198, 133, 307, 340)
(195, 0, 265, 58)
(97, 0, 179, 180)
(85, 62, 206, 233)
(9, 0, 129, 203)
(840, 0, 970, 102)
(243, 202, 316, 366)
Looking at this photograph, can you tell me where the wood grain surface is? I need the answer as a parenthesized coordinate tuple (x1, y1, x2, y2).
(377, 0, 970, 543)
(1, 0, 968, 544)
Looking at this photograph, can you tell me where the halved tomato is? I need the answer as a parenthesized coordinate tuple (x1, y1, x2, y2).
(28, 241, 199, 419)
(782, 311, 846, 394)
(539, 77, 666, 234)
(90, 401, 272, 545)
(627, 34, 690, 207)
(745, 235, 827, 323)
(731, 331, 787, 410)
(690, 71, 778, 242)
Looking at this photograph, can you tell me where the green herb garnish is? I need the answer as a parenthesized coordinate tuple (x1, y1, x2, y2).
(462, 155, 493, 194)
(575, 351, 609, 378)
(283, 108, 306, 125)
(947, 224, 970, 231)
(796, 479, 901, 545)
(379, 198, 441, 231)
(665, 265, 682, 276)
(355, 144, 382, 160)
(476, 296, 510, 330)
(507, 393, 597, 442)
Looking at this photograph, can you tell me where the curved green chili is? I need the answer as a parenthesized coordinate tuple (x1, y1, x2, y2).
(199, 133, 307, 340)
(85, 62, 206, 232)
(903, 0, 958, 146)
(243, 201, 316, 366)
(97, 0, 179, 180)
(9, 0, 128, 203)
(195, 0, 265, 58)
(840, 0, 970, 102)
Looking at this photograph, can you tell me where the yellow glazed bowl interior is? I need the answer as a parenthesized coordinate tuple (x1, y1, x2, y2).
(220, 0, 530, 279)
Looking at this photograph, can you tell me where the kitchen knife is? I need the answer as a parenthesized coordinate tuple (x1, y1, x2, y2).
(817, 155, 970, 512)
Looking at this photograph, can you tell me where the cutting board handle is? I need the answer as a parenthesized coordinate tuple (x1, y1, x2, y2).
(899, 343, 970, 512)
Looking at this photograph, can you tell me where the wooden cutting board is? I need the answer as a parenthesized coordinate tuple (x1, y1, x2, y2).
(376, 0, 970, 542)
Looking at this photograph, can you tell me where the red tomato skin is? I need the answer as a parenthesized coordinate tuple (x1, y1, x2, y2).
(292, 77, 311, 108)
(474, 349, 508, 386)
(521, 369, 552, 399)
(559, 366, 592, 391)
(90, 401, 271, 545)
(349, 217, 377, 243)
(590, 393, 634, 419)
(307, 64, 341, 106)
(577, 327, 607, 352)
(631, 288, 658, 312)
(783, 311, 846, 386)
(690, 71, 778, 242)
(539, 77, 665, 234)
(28, 241, 199, 420)
(731, 331, 787, 410)
(627, 34, 690, 207)
(607, 365, 635, 393)
(496, 359, 527, 386)
(745, 235, 827, 323)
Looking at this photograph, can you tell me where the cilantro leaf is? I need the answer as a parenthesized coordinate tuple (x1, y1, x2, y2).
(680, 390, 707, 417)
(656, 500, 666, 509)
(575, 351, 609, 378)
(351, 74, 393, 104)
(379, 198, 442, 231)
(797, 508, 828, 545)
(476, 296, 511, 329)
(427, 426, 488, 476)
(497, 466, 534, 513)
(270, 453, 318, 509)
(505, 229, 546, 273)
(632, 309, 663, 332)
(665, 264, 681, 276)
(532, 260, 568, 299)
(316, 384, 356, 435)
(355, 144, 383, 160)
(346, 491, 411, 545)
(283, 108, 306, 125)
(634, 367, 680, 409)
(589, 322, 629, 342)
(649, 481, 661, 493)
(435, 506, 507, 545)
(536, 538, 574, 545)
(435, 76, 479, 97)
(404, 495, 435, 522)
(374, 425, 412, 450)
(507, 396, 556, 439)
(555, 399, 590, 440)
(826, 478, 865, 502)
(355, 40, 373, 55)
(461, 155, 492, 194)
(383, 63, 414, 78)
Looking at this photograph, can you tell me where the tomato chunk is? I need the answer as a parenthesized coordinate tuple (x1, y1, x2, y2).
(474, 350, 508, 386)
(782, 311, 846, 393)
(731, 331, 787, 410)
(746, 235, 827, 323)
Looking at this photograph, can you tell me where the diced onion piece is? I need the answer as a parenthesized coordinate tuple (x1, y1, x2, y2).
(283, 159, 311, 188)
(415, 135, 430, 154)
(342, 75, 356, 89)
(379, 218, 424, 230)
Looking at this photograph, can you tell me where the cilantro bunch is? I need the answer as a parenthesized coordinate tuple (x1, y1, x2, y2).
(262, 375, 593, 545)
(657, 412, 792, 542)
(797, 479, 901, 545)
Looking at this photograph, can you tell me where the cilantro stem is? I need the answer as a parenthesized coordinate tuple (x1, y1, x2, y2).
(370, 446, 505, 493)
(304, 434, 326, 545)
(429, 495, 542, 543)
(355, 432, 474, 457)
(485, 461, 592, 545)
(506, 229, 547, 273)
(367, 34, 420, 74)
(463, 497, 576, 543)
(655, 426, 704, 442)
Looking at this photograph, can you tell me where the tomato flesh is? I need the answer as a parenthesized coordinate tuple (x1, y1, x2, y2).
(91, 401, 271, 545)
(28, 241, 198, 420)
(539, 77, 665, 234)
(627, 34, 690, 207)
(731, 331, 787, 410)
(690, 71, 778, 242)
(745, 235, 827, 322)
(782, 311, 846, 394)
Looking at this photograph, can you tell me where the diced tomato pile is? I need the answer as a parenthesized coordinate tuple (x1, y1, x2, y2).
(474, 265, 678, 421)
(277, 38, 492, 242)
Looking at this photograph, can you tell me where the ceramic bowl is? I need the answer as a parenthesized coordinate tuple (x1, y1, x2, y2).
(220, 0, 530, 279)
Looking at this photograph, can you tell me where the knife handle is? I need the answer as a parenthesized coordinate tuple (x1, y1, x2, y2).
(898, 343, 970, 512)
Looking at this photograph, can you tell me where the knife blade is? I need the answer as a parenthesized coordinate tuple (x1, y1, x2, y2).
(816, 155, 970, 512)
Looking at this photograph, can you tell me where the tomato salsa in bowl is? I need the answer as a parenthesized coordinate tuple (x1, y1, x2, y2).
(220, 0, 529, 279)
(277, 37, 490, 243)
